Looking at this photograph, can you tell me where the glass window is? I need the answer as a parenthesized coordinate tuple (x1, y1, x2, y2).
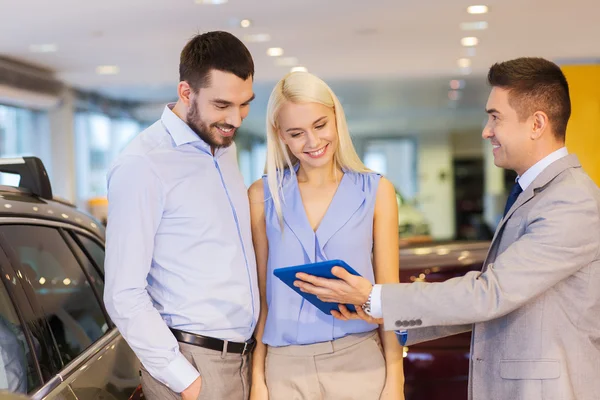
(0, 105, 51, 171)
(237, 139, 266, 188)
(0, 225, 109, 365)
(74, 112, 141, 203)
(363, 138, 417, 199)
(74, 234, 104, 274)
(0, 277, 40, 393)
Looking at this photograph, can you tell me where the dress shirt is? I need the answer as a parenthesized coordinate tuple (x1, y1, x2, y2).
(104, 104, 259, 392)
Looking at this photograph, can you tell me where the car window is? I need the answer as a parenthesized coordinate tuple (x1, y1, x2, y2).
(0, 225, 109, 365)
(0, 276, 41, 394)
(74, 234, 104, 274)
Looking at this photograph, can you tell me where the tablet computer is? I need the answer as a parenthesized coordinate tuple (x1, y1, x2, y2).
(273, 259, 362, 315)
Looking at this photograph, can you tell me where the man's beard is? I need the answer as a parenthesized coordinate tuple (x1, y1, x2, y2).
(186, 99, 236, 149)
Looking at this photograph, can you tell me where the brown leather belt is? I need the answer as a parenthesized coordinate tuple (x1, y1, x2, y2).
(170, 328, 256, 356)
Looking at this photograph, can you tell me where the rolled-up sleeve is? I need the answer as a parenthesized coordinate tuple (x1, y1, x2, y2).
(103, 155, 199, 393)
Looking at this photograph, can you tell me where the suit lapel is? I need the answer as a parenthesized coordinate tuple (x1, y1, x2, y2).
(484, 154, 582, 265)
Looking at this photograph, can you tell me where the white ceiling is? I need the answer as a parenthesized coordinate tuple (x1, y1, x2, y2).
(1, 0, 599, 136)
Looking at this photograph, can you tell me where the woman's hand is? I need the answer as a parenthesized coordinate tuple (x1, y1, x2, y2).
(331, 304, 383, 325)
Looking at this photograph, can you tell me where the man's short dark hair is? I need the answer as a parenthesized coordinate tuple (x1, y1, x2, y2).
(179, 31, 254, 91)
(487, 57, 571, 141)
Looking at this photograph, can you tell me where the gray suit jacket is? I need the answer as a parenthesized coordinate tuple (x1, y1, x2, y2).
(382, 155, 600, 400)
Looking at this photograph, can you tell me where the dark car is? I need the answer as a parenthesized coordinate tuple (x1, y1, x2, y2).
(399, 240, 489, 400)
(0, 157, 141, 399)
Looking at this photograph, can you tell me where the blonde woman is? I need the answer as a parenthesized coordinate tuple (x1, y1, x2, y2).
(248, 71, 404, 400)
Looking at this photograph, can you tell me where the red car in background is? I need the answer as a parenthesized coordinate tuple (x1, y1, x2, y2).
(399, 240, 489, 400)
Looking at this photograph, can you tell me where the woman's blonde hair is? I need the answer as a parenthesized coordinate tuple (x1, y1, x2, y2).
(265, 71, 369, 224)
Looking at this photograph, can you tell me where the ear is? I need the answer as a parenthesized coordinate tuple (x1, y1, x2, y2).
(178, 81, 193, 107)
(531, 111, 549, 140)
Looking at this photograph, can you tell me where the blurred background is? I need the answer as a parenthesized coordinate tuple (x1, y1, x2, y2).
(1, 0, 599, 242)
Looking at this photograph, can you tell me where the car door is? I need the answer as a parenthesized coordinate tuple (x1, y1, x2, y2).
(0, 245, 47, 396)
(0, 222, 139, 400)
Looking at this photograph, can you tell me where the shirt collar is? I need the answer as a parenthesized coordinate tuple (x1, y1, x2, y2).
(160, 103, 212, 153)
(518, 147, 569, 191)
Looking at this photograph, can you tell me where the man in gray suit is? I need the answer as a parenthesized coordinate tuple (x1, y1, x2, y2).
(295, 57, 600, 400)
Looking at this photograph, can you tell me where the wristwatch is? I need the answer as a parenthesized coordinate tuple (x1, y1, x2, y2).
(361, 286, 374, 316)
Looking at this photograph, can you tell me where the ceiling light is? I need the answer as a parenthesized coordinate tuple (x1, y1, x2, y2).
(267, 47, 284, 57)
(448, 90, 462, 101)
(467, 5, 488, 14)
(244, 33, 271, 43)
(29, 44, 57, 53)
(460, 67, 473, 76)
(96, 65, 119, 75)
(457, 58, 472, 68)
(291, 66, 308, 73)
(195, 0, 228, 4)
(461, 37, 479, 47)
(450, 79, 465, 90)
(275, 57, 299, 67)
(240, 19, 251, 28)
(464, 47, 477, 57)
(460, 21, 488, 30)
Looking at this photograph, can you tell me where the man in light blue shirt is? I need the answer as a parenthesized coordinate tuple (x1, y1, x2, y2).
(104, 31, 259, 400)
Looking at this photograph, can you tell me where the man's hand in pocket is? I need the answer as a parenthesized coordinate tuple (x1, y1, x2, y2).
(181, 376, 202, 400)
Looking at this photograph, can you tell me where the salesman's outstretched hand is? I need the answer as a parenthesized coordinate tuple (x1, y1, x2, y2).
(294, 266, 373, 306)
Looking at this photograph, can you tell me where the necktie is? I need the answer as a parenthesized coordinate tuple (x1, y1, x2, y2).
(503, 181, 523, 217)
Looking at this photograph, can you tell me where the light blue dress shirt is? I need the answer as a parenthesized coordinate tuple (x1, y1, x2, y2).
(104, 104, 259, 392)
(262, 168, 380, 347)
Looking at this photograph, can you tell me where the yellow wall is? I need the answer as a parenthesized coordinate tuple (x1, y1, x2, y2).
(562, 64, 600, 186)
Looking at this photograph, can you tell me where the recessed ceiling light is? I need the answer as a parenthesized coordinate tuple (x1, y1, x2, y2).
(96, 65, 119, 75)
(291, 66, 308, 73)
(29, 44, 57, 53)
(448, 90, 462, 101)
(267, 47, 284, 57)
(463, 47, 477, 57)
(195, 0, 228, 4)
(275, 57, 299, 67)
(244, 33, 271, 43)
(460, 67, 473, 76)
(467, 5, 488, 14)
(460, 21, 488, 31)
(461, 37, 479, 47)
(450, 79, 466, 90)
(240, 19, 251, 28)
(457, 58, 472, 68)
